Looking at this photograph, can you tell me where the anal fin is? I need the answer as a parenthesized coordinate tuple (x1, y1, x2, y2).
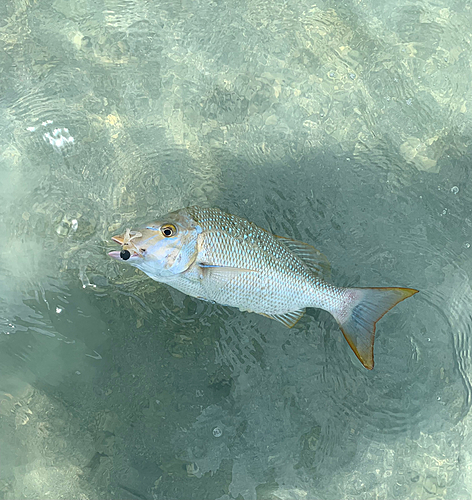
(262, 309, 306, 328)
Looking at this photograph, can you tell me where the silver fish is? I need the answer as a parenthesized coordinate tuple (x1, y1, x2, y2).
(109, 206, 418, 369)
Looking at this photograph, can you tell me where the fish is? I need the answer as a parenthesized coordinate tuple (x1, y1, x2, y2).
(109, 206, 418, 369)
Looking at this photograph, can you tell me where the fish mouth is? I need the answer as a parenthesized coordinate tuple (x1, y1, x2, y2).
(108, 250, 125, 260)
(109, 235, 140, 261)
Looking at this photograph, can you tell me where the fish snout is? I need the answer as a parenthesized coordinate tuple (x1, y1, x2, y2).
(109, 235, 141, 261)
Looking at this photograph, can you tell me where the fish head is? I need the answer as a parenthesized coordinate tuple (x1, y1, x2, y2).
(108, 209, 201, 280)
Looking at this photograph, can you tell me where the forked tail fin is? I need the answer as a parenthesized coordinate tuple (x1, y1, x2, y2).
(333, 287, 418, 370)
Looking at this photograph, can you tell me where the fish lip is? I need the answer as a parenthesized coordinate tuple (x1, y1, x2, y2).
(108, 250, 123, 260)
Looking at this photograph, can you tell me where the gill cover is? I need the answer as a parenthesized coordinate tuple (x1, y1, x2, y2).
(109, 208, 201, 279)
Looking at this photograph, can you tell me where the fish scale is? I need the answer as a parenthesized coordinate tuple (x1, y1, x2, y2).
(110, 206, 418, 369)
(187, 207, 325, 314)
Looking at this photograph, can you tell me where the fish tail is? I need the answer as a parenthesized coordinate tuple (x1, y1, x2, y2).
(333, 287, 418, 370)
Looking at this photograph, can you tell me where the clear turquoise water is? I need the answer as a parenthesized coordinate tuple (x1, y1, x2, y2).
(1, 0, 472, 498)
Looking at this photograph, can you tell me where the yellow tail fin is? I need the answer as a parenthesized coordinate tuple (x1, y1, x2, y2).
(335, 287, 418, 369)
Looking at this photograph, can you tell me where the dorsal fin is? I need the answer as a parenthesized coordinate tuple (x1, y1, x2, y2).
(261, 309, 306, 328)
(276, 236, 331, 279)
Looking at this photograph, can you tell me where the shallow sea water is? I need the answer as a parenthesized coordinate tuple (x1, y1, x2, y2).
(1, 0, 472, 498)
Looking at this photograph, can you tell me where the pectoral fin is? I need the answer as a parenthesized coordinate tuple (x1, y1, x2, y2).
(199, 265, 254, 290)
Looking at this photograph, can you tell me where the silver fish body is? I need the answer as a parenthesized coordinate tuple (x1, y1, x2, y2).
(109, 206, 417, 369)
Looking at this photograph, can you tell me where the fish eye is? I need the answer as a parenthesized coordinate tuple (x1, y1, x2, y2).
(161, 224, 176, 238)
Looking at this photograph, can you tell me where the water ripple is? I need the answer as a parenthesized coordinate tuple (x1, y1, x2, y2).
(448, 274, 472, 420)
